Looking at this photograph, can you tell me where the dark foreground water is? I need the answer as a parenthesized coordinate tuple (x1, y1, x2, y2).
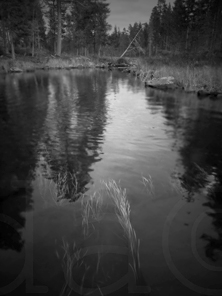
(0, 69, 222, 296)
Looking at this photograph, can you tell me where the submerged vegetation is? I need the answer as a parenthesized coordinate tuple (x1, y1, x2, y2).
(37, 164, 215, 294)
(51, 179, 149, 295)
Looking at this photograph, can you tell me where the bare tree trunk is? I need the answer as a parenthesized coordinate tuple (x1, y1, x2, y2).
(185, 27, 189, 51)
(32, 25, 35, 57)
(32, 35, 35, 57)
(165, 35, 168, 51)
(31, 9, 35, 57)
(93, 35, 96, 55)
(2, 21, 7, 54)
(149, 34, 152, 57)
(120, 25, 144, 58)
(209, 15, 217, 53)
(52, 0, 56, 54)
(98, 44, 101, 57)
(6, 31, 10, 54)
(54, 41, 56, 54)
(9, 33, 15, 60)
(37, 29, 40, 51)
(57, 0, 62, 56)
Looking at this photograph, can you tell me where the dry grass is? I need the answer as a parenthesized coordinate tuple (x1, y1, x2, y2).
(136, 58, 222, 92)
(0, 58, 36, 72)
(45, 56, 95, 68)
(0, 55, 97, 73)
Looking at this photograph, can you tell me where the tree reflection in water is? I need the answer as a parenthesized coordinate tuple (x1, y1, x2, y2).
(145, 87, 222, 262)
(0, 73, 48, 252)
(38, 70, 109, 202)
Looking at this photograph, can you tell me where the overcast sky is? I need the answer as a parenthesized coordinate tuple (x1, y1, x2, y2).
(107, 0, 172, 31)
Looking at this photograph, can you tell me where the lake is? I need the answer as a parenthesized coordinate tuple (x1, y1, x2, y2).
(0, 69, 222, 296)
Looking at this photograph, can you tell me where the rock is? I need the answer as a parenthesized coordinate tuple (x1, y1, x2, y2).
(145, 76, 183, 90)
(9, 67, 23, 73)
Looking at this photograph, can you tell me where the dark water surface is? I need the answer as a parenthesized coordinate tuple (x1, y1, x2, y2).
(0, 69, 222, 296)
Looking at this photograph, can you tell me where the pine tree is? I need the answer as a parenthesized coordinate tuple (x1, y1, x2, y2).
(171, 0, 188, 52)
(149, 6, 161, 55)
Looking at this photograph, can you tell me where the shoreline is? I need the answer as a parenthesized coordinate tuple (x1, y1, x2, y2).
(1, 55, 222, 98)
(0, 55, 110, 74)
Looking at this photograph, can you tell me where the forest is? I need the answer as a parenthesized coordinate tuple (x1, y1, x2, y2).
(0, 0, 222, 61)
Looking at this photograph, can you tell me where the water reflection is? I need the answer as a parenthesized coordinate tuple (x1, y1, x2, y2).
(145, 87, 222, 262)
(1, 70, 222, 294)
(0, 73, 48, 251)
(39, 70, 109, 200)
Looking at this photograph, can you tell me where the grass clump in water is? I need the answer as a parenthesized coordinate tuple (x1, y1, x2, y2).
(57, 180, 149, 295)
(103, 180, 141, 282)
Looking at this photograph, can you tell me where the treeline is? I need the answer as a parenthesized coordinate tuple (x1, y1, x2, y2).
(109, 0, 222, 59)
(0, 0, 222, 60)
(149, 0, 222, 58)
(0, 0, 110, 58)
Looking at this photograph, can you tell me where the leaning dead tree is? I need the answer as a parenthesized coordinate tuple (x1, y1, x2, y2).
(120, 23, 145, 58)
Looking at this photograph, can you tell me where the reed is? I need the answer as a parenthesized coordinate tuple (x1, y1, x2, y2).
(169, 171, 188, 197)
(57, 180, 144, 295)
(37, 168, 82, 204)
(141, 174, 155, 198)
(137, 58, 222, 92)
(55, 171, 80, 201)
(103, 180, 141, 282)
(59, 239, 89, 296)
(81, 191, 103, 238)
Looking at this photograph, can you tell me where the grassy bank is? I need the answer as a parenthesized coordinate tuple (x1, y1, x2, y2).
(1, 54, 222, 95)
(0, 54, 112, 73)
(132, 57, 222, 94)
